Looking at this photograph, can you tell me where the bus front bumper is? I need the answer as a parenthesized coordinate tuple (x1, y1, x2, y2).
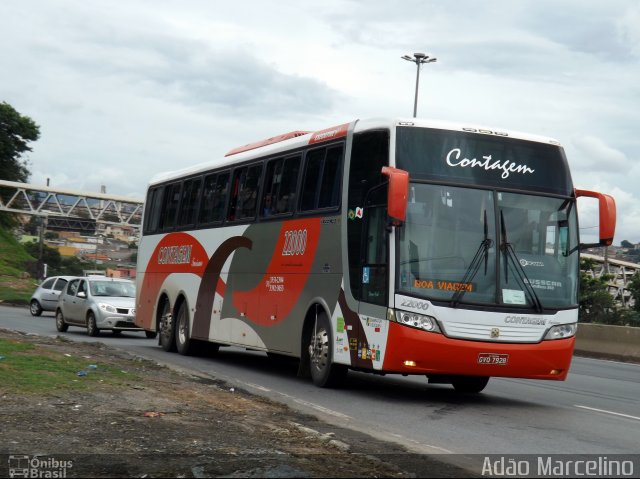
(382, 321, 574, 380)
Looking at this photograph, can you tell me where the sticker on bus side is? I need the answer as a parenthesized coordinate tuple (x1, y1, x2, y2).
(308, 123, 349, 144)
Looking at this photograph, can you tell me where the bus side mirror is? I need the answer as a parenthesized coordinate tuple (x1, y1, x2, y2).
(575, 189, 616, 246)
(381, 166, 409, 226)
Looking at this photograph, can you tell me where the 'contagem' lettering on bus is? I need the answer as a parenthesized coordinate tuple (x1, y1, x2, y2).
(157, 245, 192, 265)
(446, 148, 535, 179)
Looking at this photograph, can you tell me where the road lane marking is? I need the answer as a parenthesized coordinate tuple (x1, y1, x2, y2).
(575, 405, 640, 421)
(243, 382, 271, 392)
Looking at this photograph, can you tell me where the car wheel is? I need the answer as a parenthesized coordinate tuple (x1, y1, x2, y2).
(175, 302, 193, 356)
(158, 301, 176, 352)
(30, 300, 43, 317)
(451, 376, 490, 394)
(145, 330, 157, 339)
(308, 310, 347, 388)
(87, 312, 100, 337)
(55, 310, 68, 332)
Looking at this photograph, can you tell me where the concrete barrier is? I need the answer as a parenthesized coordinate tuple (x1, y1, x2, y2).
(574, 323, 640, 362)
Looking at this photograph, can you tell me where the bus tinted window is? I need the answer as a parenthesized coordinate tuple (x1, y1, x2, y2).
(228, 164, 262, 221)
(300, 145, 343, 212)
(177, 177, 202, 227)
(143, 187, 163, 234)
(199, 172, 229, 225)
(261, 155, 301, 217)
(159, 182, 181, 231)
(318, 146, 342, 208)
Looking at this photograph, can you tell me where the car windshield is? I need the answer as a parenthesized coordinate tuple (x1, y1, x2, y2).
(90, 281, 136, 298)
(397, 183, 579, 309)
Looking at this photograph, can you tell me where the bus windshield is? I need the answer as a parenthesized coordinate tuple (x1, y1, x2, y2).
(397, 184, 579, 310)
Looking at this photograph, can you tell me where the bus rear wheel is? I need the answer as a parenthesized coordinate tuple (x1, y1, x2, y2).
(451, 375, 490, 394)
(159, 301, 176, 352)
(308, 311, 347, 388)
(175, 302, 193, 356)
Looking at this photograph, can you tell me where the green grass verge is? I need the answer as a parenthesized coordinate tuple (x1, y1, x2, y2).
(0, 228, 34, 276)
(0, 338, 136, 394)
(0, 282, 37, 304)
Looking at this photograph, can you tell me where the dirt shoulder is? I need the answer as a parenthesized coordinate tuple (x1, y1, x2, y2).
(0, 329, 470, 478)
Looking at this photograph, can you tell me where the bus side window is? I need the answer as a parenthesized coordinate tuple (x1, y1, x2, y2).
(177, 177, 202, 228)
(159, 182, 181, 231)
(143, 186, 164, 235)
(228, 164, 262, 222)
(300, 145, 343, 212)
(261, 158, 284, 217)
(261, 155, 301, 218)
(199, 172, 229, 225)
(199, 173, 217, 224)
(211, 172, 229, 223)
(277, 155, 300, 214)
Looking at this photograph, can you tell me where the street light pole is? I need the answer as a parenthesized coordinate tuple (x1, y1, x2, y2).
(401, 52, 437, 118)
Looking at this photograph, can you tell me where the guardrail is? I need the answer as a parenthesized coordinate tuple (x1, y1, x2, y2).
(575, 323, 640, 362)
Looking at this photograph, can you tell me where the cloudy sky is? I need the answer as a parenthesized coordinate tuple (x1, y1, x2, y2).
(1, 0, 639, 243)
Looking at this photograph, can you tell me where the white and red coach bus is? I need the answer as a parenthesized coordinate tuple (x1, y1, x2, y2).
(135, 118, 616, 393)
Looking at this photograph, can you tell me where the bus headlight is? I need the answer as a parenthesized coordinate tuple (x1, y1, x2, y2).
(544, 323, 577, 340)
(396, 311, 441, 333)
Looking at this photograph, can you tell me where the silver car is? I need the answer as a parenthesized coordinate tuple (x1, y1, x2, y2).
(55, 277, 154, 337)
(30, 276, 76, 316)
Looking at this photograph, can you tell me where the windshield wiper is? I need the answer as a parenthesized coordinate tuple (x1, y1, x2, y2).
(451, 210, 493, 307)
(500, 210, 544, 314)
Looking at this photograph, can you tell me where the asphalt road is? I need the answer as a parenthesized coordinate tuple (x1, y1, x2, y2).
(2, 305, 639, 465)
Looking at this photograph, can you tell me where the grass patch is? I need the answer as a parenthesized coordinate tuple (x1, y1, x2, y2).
(0, 281, 37, 304)
(0, 338, 136, 395)
(0, 228, 34, 277)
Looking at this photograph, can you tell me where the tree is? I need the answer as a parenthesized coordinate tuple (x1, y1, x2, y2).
(620, 240, 635, 249)
(0, 101, 39, 182)
(628, 272, 640, 313)
(579, 258, 614, 323)
(0, 101, 40, 227)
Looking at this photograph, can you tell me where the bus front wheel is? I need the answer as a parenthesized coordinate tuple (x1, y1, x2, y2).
(308, 310, 347, 388)
(451, 375, 490, 394)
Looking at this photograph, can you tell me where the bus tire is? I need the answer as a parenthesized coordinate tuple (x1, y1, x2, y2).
(308, 310, 347, 388)
(175, 302, 193, 356)
(159, 301, 176, 352)
(451, 375, 490, 394)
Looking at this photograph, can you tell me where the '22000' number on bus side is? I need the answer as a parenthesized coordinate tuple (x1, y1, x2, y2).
(282, 229, 307, 256)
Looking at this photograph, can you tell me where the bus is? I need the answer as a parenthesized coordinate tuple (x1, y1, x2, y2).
(135, 118, 616, 393)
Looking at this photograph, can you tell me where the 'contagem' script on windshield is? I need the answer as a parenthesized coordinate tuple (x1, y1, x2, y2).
(446, 148, 535, 179)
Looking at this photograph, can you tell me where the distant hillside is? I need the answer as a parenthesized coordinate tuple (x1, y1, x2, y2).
(0, 228, 35, 277)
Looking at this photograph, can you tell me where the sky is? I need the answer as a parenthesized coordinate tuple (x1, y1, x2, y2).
(1, 0, 639, 243)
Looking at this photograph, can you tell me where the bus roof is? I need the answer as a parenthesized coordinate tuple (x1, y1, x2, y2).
(147, 117, 563, 187)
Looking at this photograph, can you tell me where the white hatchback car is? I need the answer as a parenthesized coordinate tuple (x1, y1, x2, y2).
(55, 277, 155, 338)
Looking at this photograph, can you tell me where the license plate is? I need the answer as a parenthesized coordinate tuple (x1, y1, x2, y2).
(478, 353, 509, 365)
